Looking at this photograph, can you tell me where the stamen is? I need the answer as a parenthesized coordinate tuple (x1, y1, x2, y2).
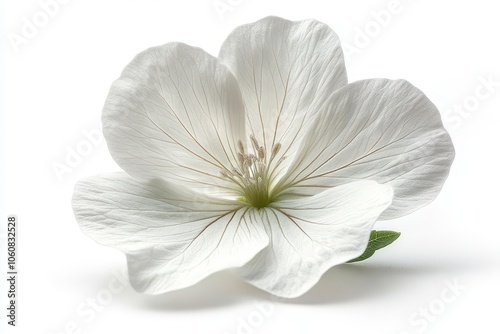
(258, 161, 266, 172)
(237, 152, 245, 166)
(228, 135, 287, 208)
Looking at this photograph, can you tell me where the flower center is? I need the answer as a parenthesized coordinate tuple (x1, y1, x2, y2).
(220, 135, 285, 208)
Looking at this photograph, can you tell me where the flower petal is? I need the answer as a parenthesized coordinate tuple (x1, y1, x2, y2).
(103, 42, 246, 196)
(277, 79, 455, 220)
(218, 16, 347, 177)
(72, 173, 268, 294)
(235, 180, 393, 298)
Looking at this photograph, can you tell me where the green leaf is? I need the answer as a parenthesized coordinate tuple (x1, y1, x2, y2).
(347, 230, 401, 263)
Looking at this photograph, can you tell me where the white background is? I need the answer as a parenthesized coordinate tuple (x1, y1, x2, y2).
(1, 0, 499, 333)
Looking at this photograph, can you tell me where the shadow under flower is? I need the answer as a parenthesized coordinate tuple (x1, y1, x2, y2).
(126, 260, 476, 310)
(125, 271, 268, 311)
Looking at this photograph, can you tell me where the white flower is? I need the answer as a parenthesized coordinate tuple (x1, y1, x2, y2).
(72, 16, 454, 298)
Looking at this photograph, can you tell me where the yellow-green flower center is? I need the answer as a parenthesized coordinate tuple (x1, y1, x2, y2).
(220, 135, 285, 208)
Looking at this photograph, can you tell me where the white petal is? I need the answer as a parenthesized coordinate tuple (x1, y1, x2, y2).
(277, 79, 455, 220)
(235, 180, 393, 298)
(219, 16, 347, 178)
(103, 42, 246, 196)
(72, 173, 268, 294)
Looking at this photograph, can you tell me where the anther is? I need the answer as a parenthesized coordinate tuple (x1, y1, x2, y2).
(258, 147, 265, 160)
(238, 140, 245, 154)
(271, 143, 282, 160)
(250, 135, 259, 152)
